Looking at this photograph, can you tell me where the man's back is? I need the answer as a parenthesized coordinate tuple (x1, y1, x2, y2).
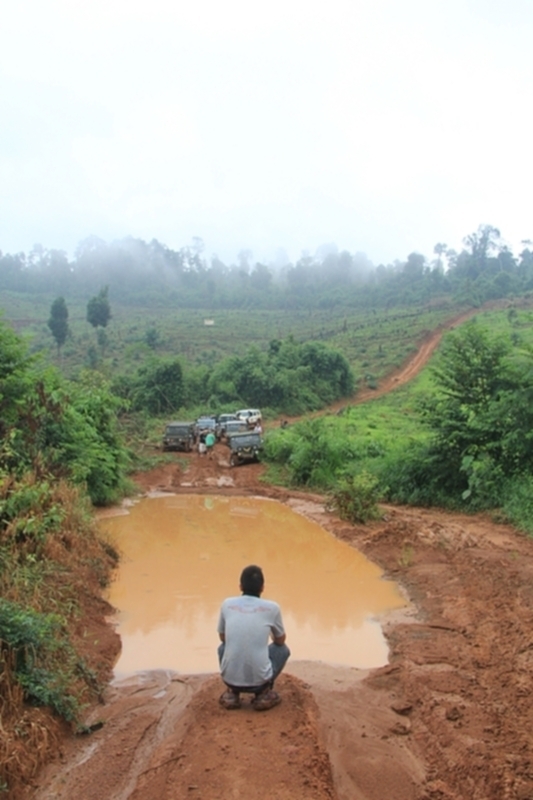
(217, 565, 290, 711)
(218, 594, 284, 687)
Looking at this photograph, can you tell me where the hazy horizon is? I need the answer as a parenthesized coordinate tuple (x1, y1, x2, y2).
(2, 1, 532, 266)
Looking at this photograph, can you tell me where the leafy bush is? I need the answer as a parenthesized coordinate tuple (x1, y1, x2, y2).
(262, 419, 353, 488)
(263, 416, 392, 490)
(113, 356, 186, 416)
(501, 475, 533, 535)
(377, 442, 458, 507)
(0, 321, 130, 506)
(459, 453, 505, 508)
(0, 600, 80, 721)
(206, 337, 354, 415)
(0, 478, 65, 549)
(0, 320, 35, 435)
(327, 472, 383, 523)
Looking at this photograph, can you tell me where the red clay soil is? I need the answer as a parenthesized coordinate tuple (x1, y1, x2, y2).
(30, 304, 533, 800)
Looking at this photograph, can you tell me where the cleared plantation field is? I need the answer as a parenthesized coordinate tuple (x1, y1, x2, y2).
(2, 291, 465, 386)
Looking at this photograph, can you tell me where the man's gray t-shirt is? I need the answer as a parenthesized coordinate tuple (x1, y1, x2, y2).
(217, 594, 285, 687)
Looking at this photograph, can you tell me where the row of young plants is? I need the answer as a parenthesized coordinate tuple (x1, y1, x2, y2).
(262, 307, 533, 534)
(4, 288, 460, 389)
(0, 320, 130, 795)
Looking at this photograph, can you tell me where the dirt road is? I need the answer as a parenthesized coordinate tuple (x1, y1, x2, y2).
(31, 304, 533, 800)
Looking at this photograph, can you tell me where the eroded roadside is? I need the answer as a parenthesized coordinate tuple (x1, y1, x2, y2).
(31, 450, 533, 800)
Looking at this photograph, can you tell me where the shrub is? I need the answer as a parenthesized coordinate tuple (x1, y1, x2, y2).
(0, 600, 80, 721)
(501, 474, 533, 535)
(327, 471, 383, 523)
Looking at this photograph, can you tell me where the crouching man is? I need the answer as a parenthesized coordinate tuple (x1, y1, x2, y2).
(217, 564, 290, 711)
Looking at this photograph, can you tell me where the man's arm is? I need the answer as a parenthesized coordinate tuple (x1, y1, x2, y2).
(272, 632, 286, 645)
(219, 632, 226, 643)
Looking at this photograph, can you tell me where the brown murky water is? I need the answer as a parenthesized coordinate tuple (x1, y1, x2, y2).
(100, 495, 407, 676)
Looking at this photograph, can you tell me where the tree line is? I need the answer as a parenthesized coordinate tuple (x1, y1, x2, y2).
(3, 225, 533, 311)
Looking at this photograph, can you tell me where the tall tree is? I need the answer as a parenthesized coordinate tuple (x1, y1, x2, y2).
(47, 296, 69, 357)
(461, 225, 502, 278)
(433, 243, 448, 270)
(420, 323, 511, 495)
(86, 286, 111, 330)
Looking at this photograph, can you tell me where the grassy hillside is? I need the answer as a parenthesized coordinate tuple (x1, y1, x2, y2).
(2, 291, 465, 390)
(262, 303, 533, 532)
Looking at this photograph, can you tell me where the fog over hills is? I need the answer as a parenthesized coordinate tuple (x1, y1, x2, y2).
(1, 1, 532, 264)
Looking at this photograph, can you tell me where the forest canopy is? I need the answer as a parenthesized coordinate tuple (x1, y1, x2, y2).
(2, 225, 532, 311)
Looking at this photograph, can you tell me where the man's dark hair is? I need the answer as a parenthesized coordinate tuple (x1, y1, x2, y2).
(240, 565, 264, 597)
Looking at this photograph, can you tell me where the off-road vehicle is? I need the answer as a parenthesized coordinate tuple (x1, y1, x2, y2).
(235, 408, 262, 427)
(221, 419, 248, 440)
(227, 431, 263, 466)
(162, 421, 196, 452)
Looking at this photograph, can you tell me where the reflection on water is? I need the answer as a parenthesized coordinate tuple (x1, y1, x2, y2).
(100, 495, 407, 675)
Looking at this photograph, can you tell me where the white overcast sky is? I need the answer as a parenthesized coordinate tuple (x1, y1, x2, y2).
(1, 0, 532, 266)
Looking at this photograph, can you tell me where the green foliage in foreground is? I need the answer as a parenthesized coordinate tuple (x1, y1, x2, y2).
(0, 600, 81, 721)
(0, 318, 130, 506)
(0, 474, 118, 739)
(0, 319, 127, 764)
(326, 472, 383, 524)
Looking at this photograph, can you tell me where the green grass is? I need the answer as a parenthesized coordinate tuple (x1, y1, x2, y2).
(2, 290, 466, 388)
(265, 309, 533, 533)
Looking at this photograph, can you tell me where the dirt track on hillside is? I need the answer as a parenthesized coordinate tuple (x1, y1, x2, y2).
(30, 303, 533, 800)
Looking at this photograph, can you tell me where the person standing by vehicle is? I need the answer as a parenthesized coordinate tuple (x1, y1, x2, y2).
(205, 430, 216, 457)
(217, 565, 290, 711)
(198, 430, 207, 455)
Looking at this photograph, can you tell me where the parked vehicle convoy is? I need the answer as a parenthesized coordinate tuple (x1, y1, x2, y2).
(234, 408, 262, 427)
(227, 431, 263, 466)
(162, 421, 196, 452)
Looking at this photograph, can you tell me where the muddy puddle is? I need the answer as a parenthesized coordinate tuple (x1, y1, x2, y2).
(100, 494, 407, 675)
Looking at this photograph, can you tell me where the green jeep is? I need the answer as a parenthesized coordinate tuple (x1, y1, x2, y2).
(227, 431, 263, 466)
(162, 421, 196, 452)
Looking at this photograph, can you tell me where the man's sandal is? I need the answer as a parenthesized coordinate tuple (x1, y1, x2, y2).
(251, 689, 281, 711)
(219, 690, 241, 710)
